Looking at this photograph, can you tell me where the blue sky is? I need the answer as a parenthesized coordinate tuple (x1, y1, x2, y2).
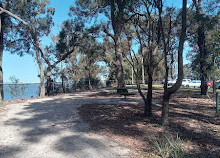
(3, 0, 74, 83)
(3, 0, 190, 83)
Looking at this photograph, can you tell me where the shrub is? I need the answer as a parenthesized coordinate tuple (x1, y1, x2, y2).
(151, 134, 187, 158)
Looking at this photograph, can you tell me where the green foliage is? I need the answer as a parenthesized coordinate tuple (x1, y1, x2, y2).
(6, 76, 27, 99)
(151, 134, 186, 158)
(4, 0, 54, 56)
(187, 1, 220, 81)
(76, 77, 101, 89)
(183, 64, 192, 79)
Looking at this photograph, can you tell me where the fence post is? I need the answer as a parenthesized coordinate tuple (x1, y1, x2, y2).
(216, 92, 219, 114)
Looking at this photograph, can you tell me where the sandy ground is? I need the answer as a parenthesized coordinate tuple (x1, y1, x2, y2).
(0, 91, 132, 158)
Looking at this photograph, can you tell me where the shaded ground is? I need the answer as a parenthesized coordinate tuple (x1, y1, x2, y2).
(0, 105, 7, 118)
(0, 92, 132, 158)
(79, 89, 220, 157)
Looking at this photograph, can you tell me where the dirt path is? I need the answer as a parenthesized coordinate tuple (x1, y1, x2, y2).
(0, 92, 131, 158)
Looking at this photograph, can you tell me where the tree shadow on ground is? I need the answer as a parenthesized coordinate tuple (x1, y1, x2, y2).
(152, 95, 220, 157)
(79, 90, 220, 157)
(0, 146, 21, 158)
(2, 90, 220, 157)
(78, 103, 147, 137)
(1, 94, 134, 157)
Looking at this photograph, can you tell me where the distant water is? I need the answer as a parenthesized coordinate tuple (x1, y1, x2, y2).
(3, 84, 40, 101)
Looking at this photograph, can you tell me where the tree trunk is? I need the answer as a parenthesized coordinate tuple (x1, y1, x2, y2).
(115, 37, 127, 93)
(161, 93, 171, 126)
(161, 0, 187, 126)
(0, 12, 4, 103)
(198, 26, 208, 95)
(61, 74, 65, 93)
(88, 69, 92, 90)
(131, 67, 134, 84)
(194, 0, 208, 95)
(213, 56, 216, 94)
(142, 57, 145, 84)
(110, 2, 126, 93)
(145, 46, 154, 117)
(88, 78, 92, 90)
(213, 80, 216, 94)
(146, 70, 153, 117)
(61, 61, 65, 93)
(170, 64, 174, 79)
(46, 67, 52, 96)
(35, 49, 45, 97)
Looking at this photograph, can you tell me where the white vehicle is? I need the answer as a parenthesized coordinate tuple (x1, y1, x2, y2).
(188, 80, 201, 88)
(168, 79, 176, 86)
(182, 79, 191, 87)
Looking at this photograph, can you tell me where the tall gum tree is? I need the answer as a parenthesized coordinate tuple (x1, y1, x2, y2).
(159, 0, 187, 126)
(190, 0, 219, 95)
(0, 0, 55, 98)
(72, 0, 140, 92)
(0, 0, 9, 102)
(123, 10, 163, 117)
(44, 19, 86, 95)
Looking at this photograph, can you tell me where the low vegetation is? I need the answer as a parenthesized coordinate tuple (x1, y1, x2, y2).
(151, 134, 185, 158)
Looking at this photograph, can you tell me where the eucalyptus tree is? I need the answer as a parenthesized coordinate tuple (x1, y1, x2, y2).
(0, 0, 21, 101)
(0, 0, 54, 98)
(72, 0, 140, 92)
(158, 0, 187, 125)
(77, 35, 105, 90)
(189, 12, 220, 93)
(207, 24, 220, 93)
(64, 36, 106, 90)
(120, 0, 166, 117)
(0, 0, 10, 102)
(188, 0, 220, 95)
(42, 19, 86, 95)
(136, 1, 164, 116)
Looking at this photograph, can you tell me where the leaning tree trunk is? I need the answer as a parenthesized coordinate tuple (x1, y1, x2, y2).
(161, 0, 187, 126)
(0, 11, 4, 103)
(35, 48, 45, 97)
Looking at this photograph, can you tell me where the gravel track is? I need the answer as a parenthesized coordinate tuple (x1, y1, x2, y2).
(0, 92, 131, 158)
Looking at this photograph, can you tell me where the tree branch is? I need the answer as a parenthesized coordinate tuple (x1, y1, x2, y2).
(103, 28, 115, 43)
(0, 7, 29, 26)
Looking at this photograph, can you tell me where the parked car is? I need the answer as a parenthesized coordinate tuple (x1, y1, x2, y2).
(207, 80, 220, 88)
(207, 81, 213, 88)
(215, 81, 220, 89)
(168, 79, 176, 86)
(161, 79, 176, 86)
(188, 80, 201, 88)
(182, 79, 191, 87)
